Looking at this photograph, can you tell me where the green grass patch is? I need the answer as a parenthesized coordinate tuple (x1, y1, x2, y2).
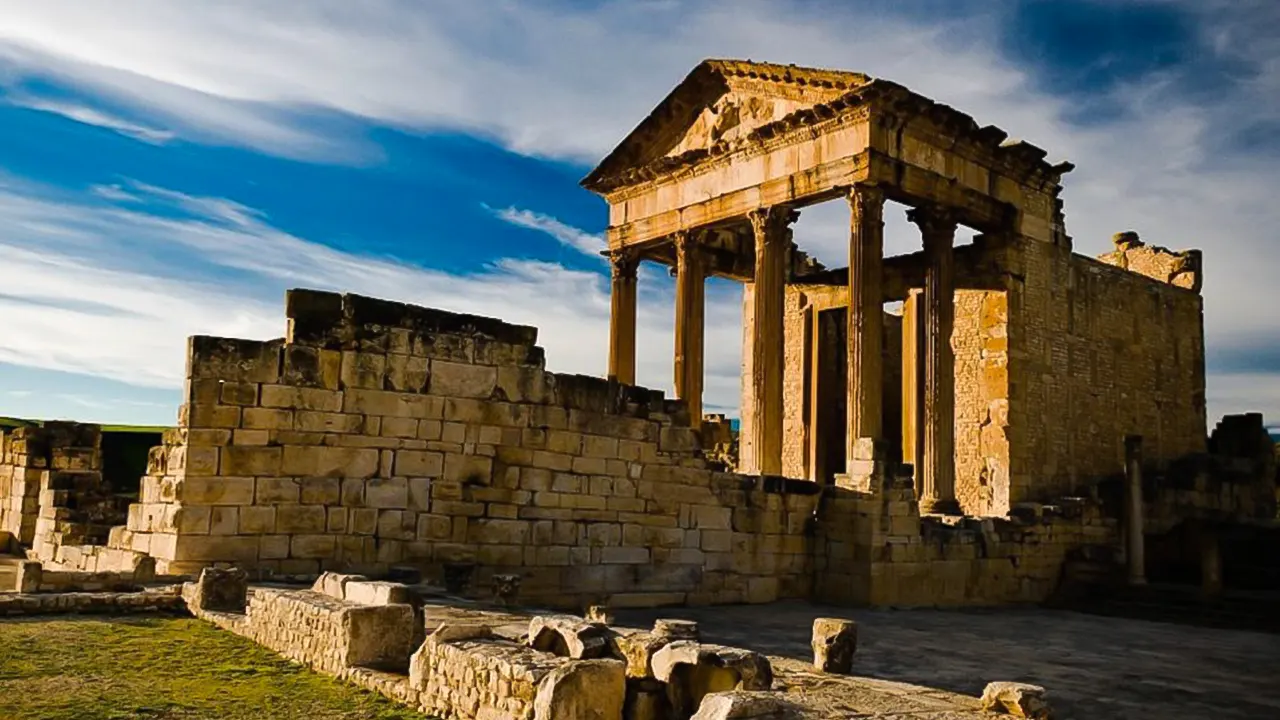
(0, 616, 430, 720)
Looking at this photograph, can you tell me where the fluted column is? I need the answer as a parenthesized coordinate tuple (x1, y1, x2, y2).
(846, 184, 885, 470)
(607, 248, 639, 385)
(745, 206, 796, 476)
(673, 231, 706, 428)
(909, 204, 960, 514)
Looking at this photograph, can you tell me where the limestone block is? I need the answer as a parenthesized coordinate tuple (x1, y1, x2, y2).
(691, 691, 800, 720)
(188, 567, 248, 612)
(312, 571, 369, 599)
(430, 360, 497, 398)
(811, 618, 857, 674)
(980, 681, 1052, 719)
(222, 446, 283, 476)
(528, 615, 611, 659)
(344, 580, 412, 606)
(653, 619, 700, 642)
(653, 641, 773, 716)
(16, 560, 42, 593)
(532, 659, 626, 720)
(611, 631, 669, 679)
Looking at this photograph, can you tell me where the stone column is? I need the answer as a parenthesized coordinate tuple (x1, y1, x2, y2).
(909, 204, 960, 515)
(846, 184, 885, 471)
(1124, 435, 1146, 586)
(607, 249, 639, 385)
(901, 289, 925, 497)
(673, 231, 706, 428)
(746, 206, 796, 476)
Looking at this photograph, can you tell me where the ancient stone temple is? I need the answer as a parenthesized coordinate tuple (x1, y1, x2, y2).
(2, 60, 1272, 614)
(581, 59, 1208, 517)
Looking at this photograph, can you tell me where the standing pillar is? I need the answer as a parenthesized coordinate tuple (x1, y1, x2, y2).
(1124, 435, 1147, 586)
(909, 205, 960, 515)
(607, 249, 639, 385)
(745, 206, 796, 476)
(1200, 525, 1222, 598)
(846, 184, 886, 472)
(901, 289, 925, 498)
(673, 231, 706, 428)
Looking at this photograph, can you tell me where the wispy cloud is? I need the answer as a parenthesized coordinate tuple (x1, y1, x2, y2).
(0, 177, 744, 412)
(486, 205, 605, 258)
(9, 96, 175, 143)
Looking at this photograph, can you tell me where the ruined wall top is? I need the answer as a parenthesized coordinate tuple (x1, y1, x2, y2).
(1096, 231, 1203, 293)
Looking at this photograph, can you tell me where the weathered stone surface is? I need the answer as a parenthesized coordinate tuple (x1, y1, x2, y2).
(187, 567, 247, 612)
(691, 691, 800, 720)
(343, 580, 412, 606)
(653, 641, 774, 717)
(654, 618, 700, 642)
(529, 614, 610, 659)
(532, 658, 627, 720)
(312, 571, 368, 600)
(16, 560, 42, 593)
(811, 617, 857, 674)
(980, 681, 1052, 719)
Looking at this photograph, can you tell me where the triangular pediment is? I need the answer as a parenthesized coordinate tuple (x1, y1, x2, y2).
(582, 60, 872, 193)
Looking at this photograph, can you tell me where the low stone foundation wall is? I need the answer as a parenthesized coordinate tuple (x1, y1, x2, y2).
(411, 631, 574, 719)
(236, 588, 418, 674)
(0, 586, 184, 616)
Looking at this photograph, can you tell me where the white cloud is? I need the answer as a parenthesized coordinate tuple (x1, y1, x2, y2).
(8, 96, 175, 143)
(0, 178, 740, 414)
(0, 0, 1276, 423)
(486, 205, 606, 258)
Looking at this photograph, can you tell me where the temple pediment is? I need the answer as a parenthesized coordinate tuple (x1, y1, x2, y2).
(582, 59, 871, 193)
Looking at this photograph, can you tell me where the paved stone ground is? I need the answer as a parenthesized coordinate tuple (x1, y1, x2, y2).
(616, 602, 1280, 720)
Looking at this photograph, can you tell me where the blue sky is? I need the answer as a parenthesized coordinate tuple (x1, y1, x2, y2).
(0, 0, 1277, 427)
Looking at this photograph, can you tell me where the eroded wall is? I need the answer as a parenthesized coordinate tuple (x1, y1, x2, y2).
(1005, 236, 1207, 505)
(111, 290, 816, 609)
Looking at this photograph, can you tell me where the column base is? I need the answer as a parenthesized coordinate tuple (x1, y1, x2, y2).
(919, 497, 963, 515)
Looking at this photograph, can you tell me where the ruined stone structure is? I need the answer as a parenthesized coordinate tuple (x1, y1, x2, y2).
(581, 59, 1208, 519)
(1, 61, 1273, 613)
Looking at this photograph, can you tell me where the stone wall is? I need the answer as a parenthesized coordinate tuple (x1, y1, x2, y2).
(951, 289, 1011, 516)
(109, 289, 816, 609)
(0, 422, 136, 569)
(1006, 235, 1207, 505)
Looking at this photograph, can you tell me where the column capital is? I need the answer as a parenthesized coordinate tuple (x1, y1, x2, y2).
(906, 203, 960, 248)
(747, 205, 799, 246)
(846, 183, 885, 222)
(672, 228, 711, 257)
(607, 247, 640, 280)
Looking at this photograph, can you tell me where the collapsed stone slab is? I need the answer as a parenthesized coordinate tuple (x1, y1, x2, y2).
(653, 641, 773, 718)
(532, 659, 627, 720)
(980, 681, 1052, 719)
(186, 567, 247, 612)
(691, 691, 802, 720)
(529, 614, 611, 659)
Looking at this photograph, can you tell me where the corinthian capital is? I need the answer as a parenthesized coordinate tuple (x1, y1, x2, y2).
(847, 183, 885, 224)
(747, 205, 799, 247)
(906, 203, 960, 247)
(607, 247, 640, 280)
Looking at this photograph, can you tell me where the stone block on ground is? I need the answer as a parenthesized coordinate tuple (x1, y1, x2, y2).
(980, 681, 1052, 719)
(653, 618, 700, 641)
(692, 691, 802, 719)
(16, 560, 42, 593)
(533, 658, 627, 720)
(187, 567, 248, 612)
(653, 641, 774, 718)
(529, 614, 611, 659)
(811, 617, 857, 674)
(311, 571, 368, 599)
(343, 580, 412, 606)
